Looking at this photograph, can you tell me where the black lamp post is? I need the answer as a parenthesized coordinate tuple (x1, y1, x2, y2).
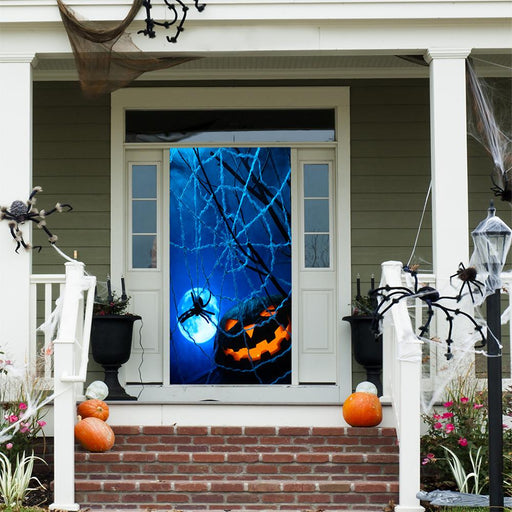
(471, 201, 511, 511)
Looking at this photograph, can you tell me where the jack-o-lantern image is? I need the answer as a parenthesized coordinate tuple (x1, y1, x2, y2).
(215, 295, 291, 384)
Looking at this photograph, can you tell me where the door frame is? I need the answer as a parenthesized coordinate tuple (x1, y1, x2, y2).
(111, 86, 352, 402)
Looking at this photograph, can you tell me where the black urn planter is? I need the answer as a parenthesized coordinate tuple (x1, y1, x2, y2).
(343, 315, 383, 396)
(90, 314, 141, 401)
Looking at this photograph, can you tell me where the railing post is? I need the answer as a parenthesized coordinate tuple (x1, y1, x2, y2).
(380, 261, 424, 512)
(49, 261, 84, 512)
(395, 357, 424, 512)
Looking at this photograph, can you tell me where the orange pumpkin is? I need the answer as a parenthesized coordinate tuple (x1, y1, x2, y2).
(75, 416, 115, 452)
(342, 391, 382, 427)
(77, 399, 109, 421)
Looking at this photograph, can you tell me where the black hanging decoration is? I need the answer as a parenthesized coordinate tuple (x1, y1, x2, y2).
(138, 0, 206, 43)
(370, 266, 486, 360)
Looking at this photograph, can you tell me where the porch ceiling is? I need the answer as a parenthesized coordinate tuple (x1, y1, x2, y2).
(33, 52, 511, 81)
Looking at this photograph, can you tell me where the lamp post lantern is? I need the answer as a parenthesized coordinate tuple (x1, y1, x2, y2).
(471, 201, 511, 511)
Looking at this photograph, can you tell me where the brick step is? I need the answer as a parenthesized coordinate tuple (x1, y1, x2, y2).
(75, 450, 399, 479)
(75, 477, 399, 511)
(74, 426, 399, 511)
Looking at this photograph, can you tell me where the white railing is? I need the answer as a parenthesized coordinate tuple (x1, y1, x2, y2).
(31, 262, 96, 512)
(380, 261, 429, 512)
(29, 273, 66, 383)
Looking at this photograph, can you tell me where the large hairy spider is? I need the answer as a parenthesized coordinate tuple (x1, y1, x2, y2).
(370, 266, 486, 359)
(178, 290, 214, 324)
(0, 187, 72, 253)
(450, 262, 484, 303)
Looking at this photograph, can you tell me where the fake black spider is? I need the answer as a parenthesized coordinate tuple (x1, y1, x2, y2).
(138, 0, 205, 44)
(0, 187, 72, 253)
(178, 290, 214, 325)
(490, 168, 512, 203)
(450, 262, 485, 303)
(370, 266, 486, 360)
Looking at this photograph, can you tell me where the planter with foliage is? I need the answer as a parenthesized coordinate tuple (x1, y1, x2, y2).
(91, 283, 141, 401)
(343, 283, 383, 396)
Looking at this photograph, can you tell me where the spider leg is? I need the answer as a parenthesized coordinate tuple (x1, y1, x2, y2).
(201, 291, 212, 308)
(27, 186, 43, 213)
(28, 218, 58, 244)
(41, 203, 73, 216)
(465, 281, 476, 303)
(198, 311, 212, 324)
(471, 279, 485, 296)
(28, 186, 42, 202)
(165, 0, 188, 43)
(371, 291, 410, 330)
(178, 309, 195, 324)
(9, 223, 22, 253)
(434, 303, 486, 348)
(0, 210, 15, 221)
(438, 292, 465, 303)
(431, 303, 456, 359)
(194, 0, 206, 12)
(418, 302, 435, 338)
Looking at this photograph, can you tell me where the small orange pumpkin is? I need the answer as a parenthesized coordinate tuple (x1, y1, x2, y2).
(75, 416, 115, 452)
(77, 399, 109, 421)
(342, 391, 382, 427)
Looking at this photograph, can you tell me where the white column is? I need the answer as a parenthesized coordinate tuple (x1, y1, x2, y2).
(0, 54, 36, 368)
(425, 49, 471, 287)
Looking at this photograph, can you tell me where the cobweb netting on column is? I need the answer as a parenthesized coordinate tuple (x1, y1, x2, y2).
(169, 147, 292, 385)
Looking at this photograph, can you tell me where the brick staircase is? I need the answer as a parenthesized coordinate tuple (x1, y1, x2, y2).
(74, 425, 399, 511)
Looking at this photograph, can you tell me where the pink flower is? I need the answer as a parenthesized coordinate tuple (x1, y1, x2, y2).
(433, 414, 441, 420)
(460, 397, 469, 404)
(422, 453, 437, 465)
(473, 404, 484, 409)
(458, 437, 468, 447)
(434, 422, 443, 430)
(442, 412, 454, 419)
(37, 420, 46, 427)
(443, 401, 454, 408)
(445, 423, 455, 433)
(5, 443, 13, 450)
(18, 402, 27, 411)
(20, 423, 30, 434)
(8, 414, 18, 423)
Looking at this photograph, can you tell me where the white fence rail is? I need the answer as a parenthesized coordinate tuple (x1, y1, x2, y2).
(380, 261, 424, 512)
(30, 262, 96, 511)
(29, 273, 65, 382)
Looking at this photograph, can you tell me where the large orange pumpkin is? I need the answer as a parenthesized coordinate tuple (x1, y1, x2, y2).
(75, 416, 115, 452)
(77, 399, 109, 421)
(342, 391, 382, 427)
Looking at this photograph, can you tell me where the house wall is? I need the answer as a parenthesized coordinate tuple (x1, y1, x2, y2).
(32, 78, 508, 389)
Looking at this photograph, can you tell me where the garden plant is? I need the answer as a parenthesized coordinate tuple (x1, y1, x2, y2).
(421, 372, 512, 496)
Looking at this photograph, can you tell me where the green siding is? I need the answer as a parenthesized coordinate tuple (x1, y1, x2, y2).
(31, 78, 509, 390)
(32, 82, 111, 279)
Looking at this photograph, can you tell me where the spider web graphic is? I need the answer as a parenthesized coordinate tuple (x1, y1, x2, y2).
(169, 147, 292, 384)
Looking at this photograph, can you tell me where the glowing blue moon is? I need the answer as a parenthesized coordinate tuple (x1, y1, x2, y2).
(177, 288, 219, 344)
